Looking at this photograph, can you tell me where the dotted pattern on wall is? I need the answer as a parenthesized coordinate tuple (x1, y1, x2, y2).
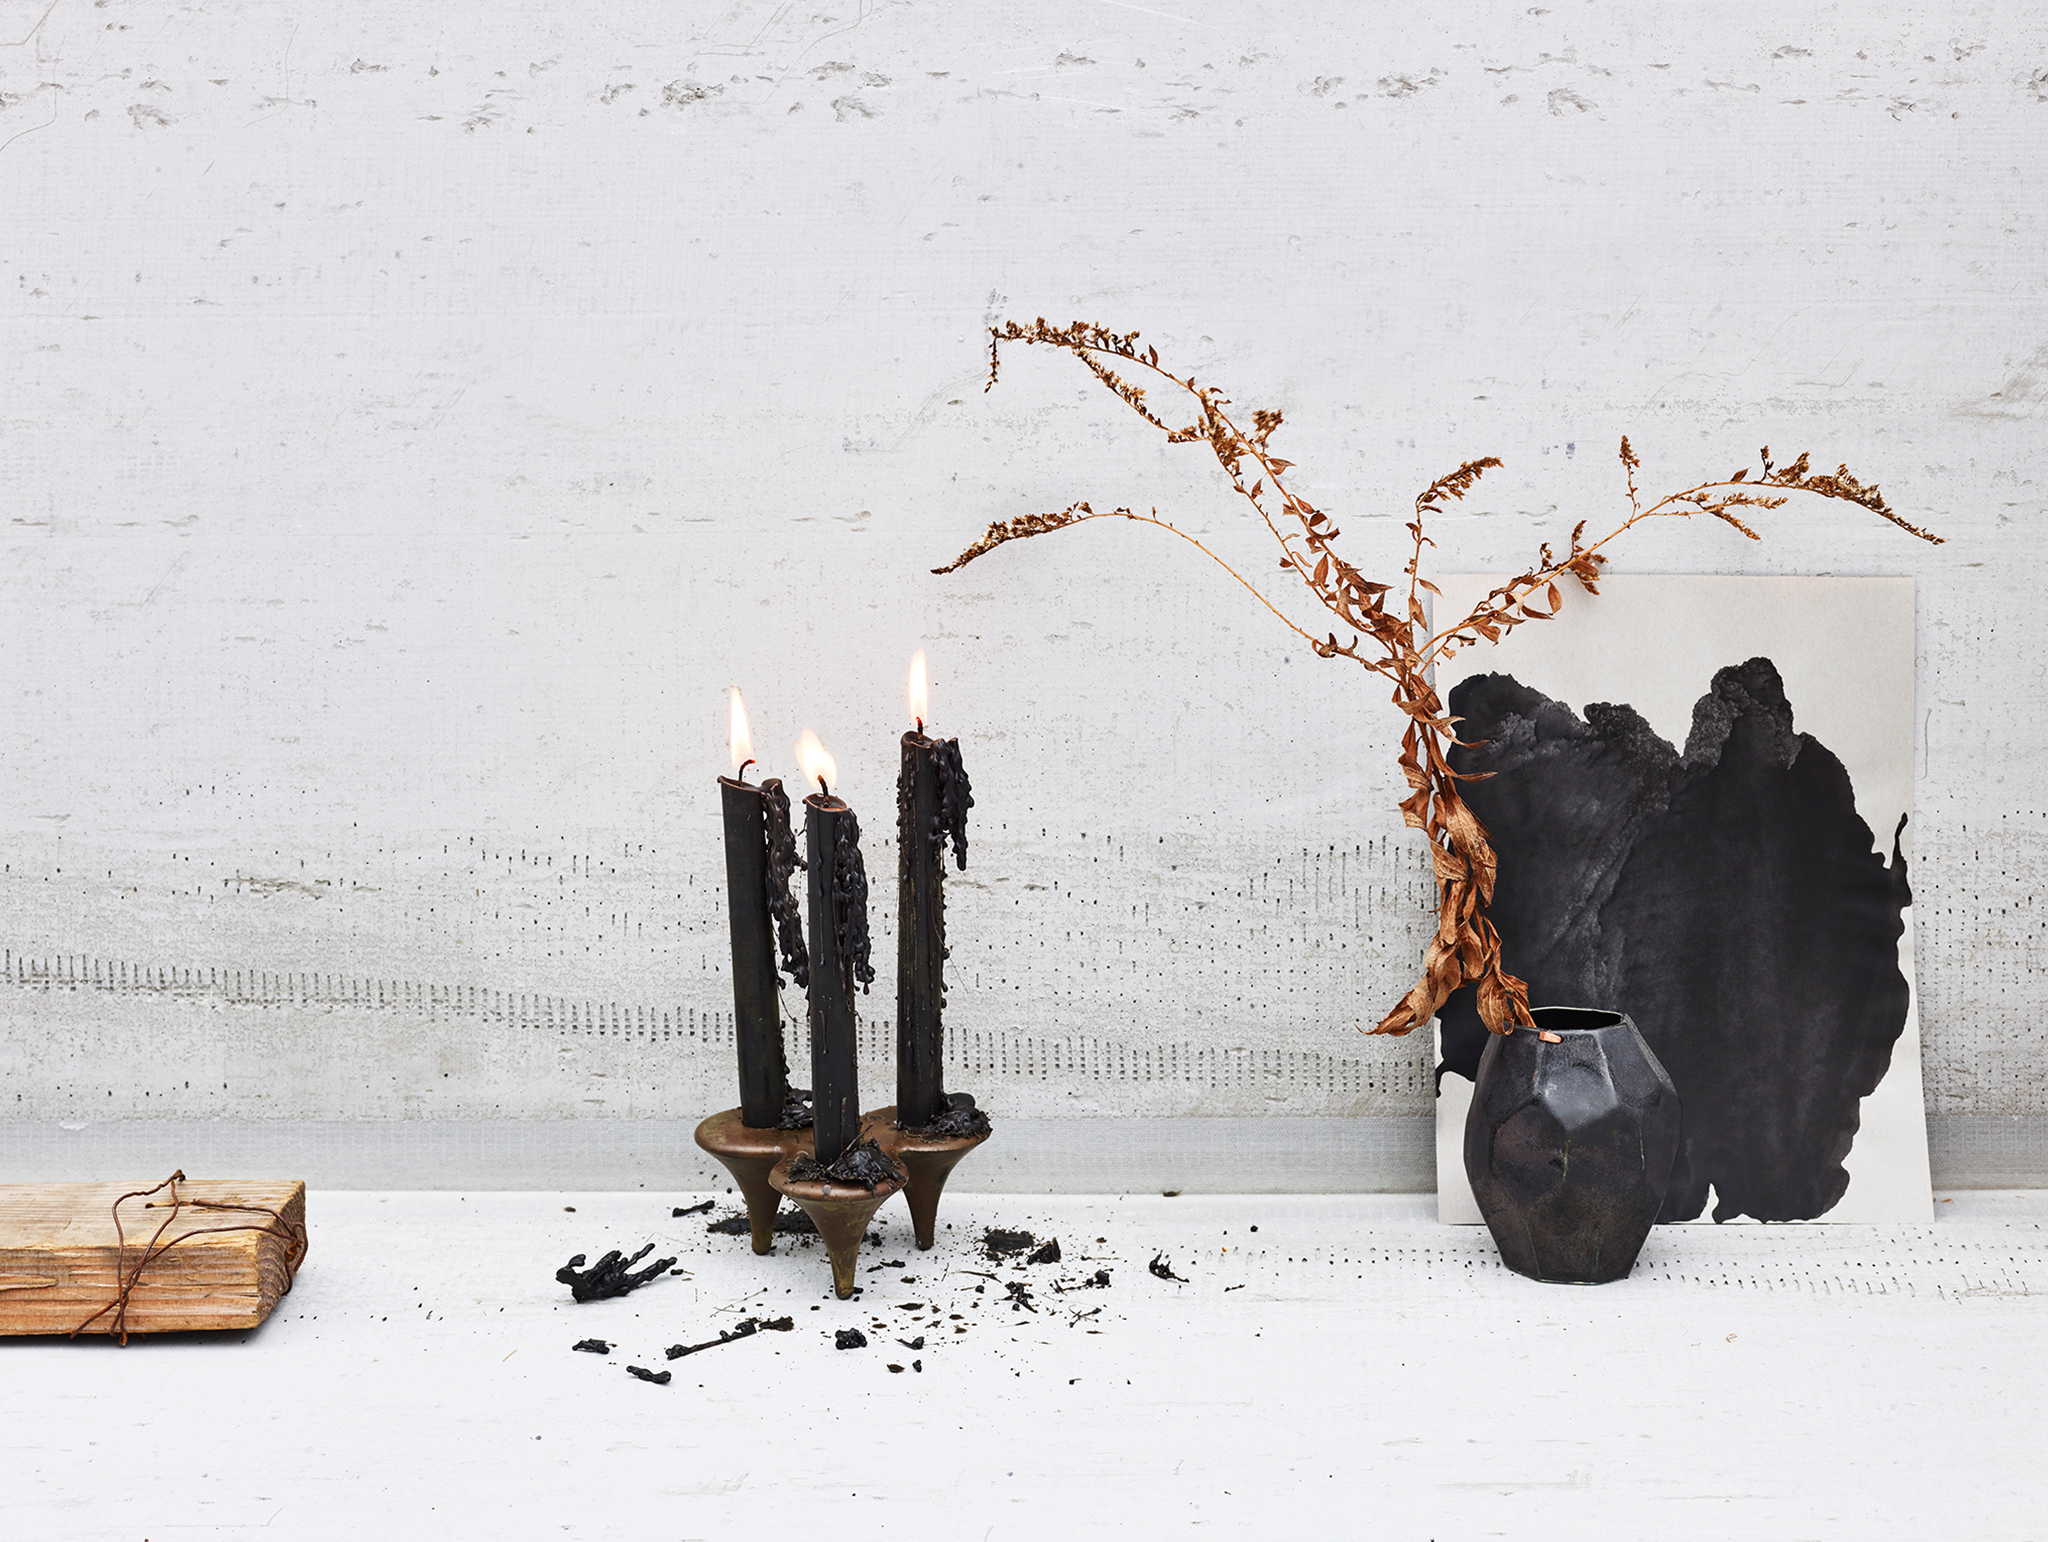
(1, 943, 1422, 1119)
(1915, 811, 2048, 1118)
(0, 820, 1443, 1123)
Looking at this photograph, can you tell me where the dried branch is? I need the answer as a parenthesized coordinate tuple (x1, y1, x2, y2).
(941, 320, 1943, 1037)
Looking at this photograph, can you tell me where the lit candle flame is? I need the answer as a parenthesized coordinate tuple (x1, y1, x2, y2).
(729, 687, 754, 778)
(796, 728, 836, 795)
(908, 649, 929, 731)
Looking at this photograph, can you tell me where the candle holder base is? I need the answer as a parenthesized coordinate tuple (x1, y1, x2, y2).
(866, 1105, 992, 1251)
(768, 1155, 905, 1299)
(693, 1109, 812, 1255)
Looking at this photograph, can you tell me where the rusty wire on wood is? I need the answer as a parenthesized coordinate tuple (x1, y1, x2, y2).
(71, 1170, 308, 1345)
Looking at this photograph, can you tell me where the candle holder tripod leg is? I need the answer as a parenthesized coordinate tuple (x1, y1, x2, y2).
(769, 1157, 905, 1299)
(866, 1105, 992, 1251)
(693, 1110, 811, 1255)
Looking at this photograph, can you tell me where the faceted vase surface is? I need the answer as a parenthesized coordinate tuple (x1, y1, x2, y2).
(1463, 1006, 1681, 1284)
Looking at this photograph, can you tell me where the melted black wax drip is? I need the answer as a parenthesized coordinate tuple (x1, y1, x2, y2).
(934, 738, 973, 870)
(832, 807, 876, 994)
(898, 735, 974, 1022)
(932, 739, 972, 1015)
(761, 779, 810, 990)
(1437, 658, 1912, 1224)
(776, 1085, 815, 1130)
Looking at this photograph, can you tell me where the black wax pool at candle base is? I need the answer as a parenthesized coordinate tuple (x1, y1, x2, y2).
(719, 775, 790, 1127)
(803, 791, 874, 1167)
(896, 732, 972, 1130)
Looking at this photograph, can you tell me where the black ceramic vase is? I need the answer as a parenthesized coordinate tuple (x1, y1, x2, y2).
(1464, 1006, 1680, 1285)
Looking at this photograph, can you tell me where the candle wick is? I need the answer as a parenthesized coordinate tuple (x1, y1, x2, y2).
(737, 758, 756, 784)
(915, 718, 924, 735)
(817, 776, 829, 797)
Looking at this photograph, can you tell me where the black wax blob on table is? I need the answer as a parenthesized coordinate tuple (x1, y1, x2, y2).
(1437, 657, 1913, 1224)
(556, 1243, 678, 1302)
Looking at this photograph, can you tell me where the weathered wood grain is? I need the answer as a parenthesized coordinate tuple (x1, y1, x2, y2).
(0, 1179, 306, 1337)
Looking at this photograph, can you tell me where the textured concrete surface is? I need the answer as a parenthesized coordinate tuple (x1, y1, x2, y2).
(4, 3, 2044, 1180)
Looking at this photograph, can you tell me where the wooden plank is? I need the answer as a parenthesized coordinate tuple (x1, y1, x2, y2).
(0, 1178, 306, 1337)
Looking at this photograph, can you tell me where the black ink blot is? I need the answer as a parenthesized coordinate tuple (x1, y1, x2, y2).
(1438, 658, 1911, 1223)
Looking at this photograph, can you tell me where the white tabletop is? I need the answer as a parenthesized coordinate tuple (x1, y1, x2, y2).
(7, 1189, 2044, 1539)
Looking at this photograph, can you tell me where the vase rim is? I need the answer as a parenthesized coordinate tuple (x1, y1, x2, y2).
(1523, 1005, 1630, 1033)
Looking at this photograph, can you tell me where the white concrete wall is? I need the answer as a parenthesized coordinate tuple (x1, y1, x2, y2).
(3, 0, 2043, 1185)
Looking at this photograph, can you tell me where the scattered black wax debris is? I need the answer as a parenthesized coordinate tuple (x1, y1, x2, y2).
(913, 1359, 923, 1373)
(571, 1338, 611, 1354)
(1148, 1254, 1188, 1283)
(1162, 1190, 1182, 1198)
(887, 1363, 905, 1373)
(627, 1366, 672, 1385)
(835, 1329, 868, 1350)
(1004, 1280, 1038, 1313)
(1026, 1239, 1062, 1265)
(556, 1243, 678, 1302)
(897, 1335, 925, 1350)
(672, 1200, 715, 1218)
(981, 1228, 1037, 1260)
(708, 1208, 817, 1237)
(1090, 1269, 1112, 1288)
(563, 1206, 576, 1212)
(702, 1211, 879, 1245)
(664, 1316, 797, 1359)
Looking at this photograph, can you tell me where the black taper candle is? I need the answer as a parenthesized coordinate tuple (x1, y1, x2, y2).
(719, 775, 790, 1127)
(896, 733, 945, 1128)
(896, 729, 973, 1131)
(804, 790, 874, 1165)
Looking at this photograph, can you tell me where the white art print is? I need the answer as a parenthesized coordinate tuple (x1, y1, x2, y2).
(1431, 576, 1931, 1225)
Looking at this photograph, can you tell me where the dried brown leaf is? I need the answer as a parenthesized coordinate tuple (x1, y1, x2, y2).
(954, 319, 1942, 1040)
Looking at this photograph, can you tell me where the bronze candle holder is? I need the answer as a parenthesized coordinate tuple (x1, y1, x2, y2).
(768, 1148, 907, 1299)
(693, 1109, 812, 1255)
(866, 1104, 991, 1251)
